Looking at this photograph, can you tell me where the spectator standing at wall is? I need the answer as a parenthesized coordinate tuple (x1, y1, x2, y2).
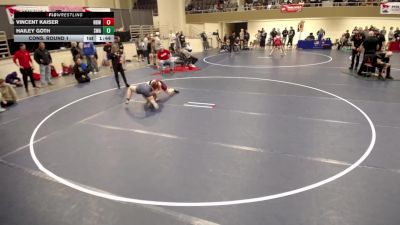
(229, 32, 236, 52)
(150, 35, 157, 66)
(154, 32, 162, 53)
(34, 42, 53, 86)
(377, 30, 386, 51)
(169, 32, 177, 52)
(73, 58, 91, 83)
(388, 27, 394, 42)
(200, 32, 210, 51)
(143, 34, 151, 65)
(260, 28, 267, 48)
(282, 28, 289, 46)
(269, 28, 277, 46)
(139, 39, 146, 62)
(239, 29, 245, 49)
(287, 27, 296, 48)
(394, 27, 400, 40)
(381, 27, 387, 37)
(0, 78, 17, 112)
(82, 42, 99, 75)
(179, 31, 187, 48)
(244, 29, 250, 48)
(317, 28, 325, 43)
(13, 43, 37, 92)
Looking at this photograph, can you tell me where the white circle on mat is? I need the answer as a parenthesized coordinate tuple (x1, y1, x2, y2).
(203, 52, 333, 68)
(30, 76, 376, 207)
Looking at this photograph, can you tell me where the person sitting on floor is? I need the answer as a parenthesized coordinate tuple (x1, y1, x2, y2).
(73, 58, 91, 83)
(5, 72, 23, 87)
(157, 46, 174, 74)
(373, 51, 393, 80)
(0, 78, 18, 112)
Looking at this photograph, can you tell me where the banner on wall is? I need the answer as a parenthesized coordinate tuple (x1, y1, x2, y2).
(6, 5, 48, 24)
(280, 3, 304, 13)
(380, 2, 400, 14)
(83, 8, 111, 12)
(5, 6, 111, 24)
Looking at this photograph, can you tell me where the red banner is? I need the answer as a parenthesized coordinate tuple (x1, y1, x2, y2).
(281, 4, 304, 13)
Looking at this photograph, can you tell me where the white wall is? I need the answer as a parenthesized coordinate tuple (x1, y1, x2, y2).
(248, 17, 400, 44)
(204, 23, 220, 48)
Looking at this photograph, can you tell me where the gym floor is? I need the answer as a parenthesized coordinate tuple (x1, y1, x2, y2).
(1, 49, 400, 225)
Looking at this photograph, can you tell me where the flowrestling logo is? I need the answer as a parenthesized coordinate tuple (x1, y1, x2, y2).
(380, 2, 400, 14)
(281, 3, 304, 13)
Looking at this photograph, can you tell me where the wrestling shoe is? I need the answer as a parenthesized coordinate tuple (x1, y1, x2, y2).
(386, 75, 394, 80)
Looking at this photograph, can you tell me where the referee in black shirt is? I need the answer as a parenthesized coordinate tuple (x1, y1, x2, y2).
(358, 31, 379, 76)
(349, 31, 364, 70)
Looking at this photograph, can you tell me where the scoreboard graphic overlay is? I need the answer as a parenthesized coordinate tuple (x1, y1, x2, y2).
(14, 12, 114, 42)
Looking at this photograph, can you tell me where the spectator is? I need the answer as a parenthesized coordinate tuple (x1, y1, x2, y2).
(138, 38, 146, 62)
(394, 27, 400, 40)
(73, 58, 91, 83)
(317, 28, 325, 42)
(287, 27, 296, 48)
(5, 72, 22, 87)
(34, 42, 53, 86)
(143, 34, 151, 65)
(239, 28, 245, 49)
(377, 30, 386, 51)
(154, 32, 162, 52)
(344, 30, 351, 40)
(269, 28, 277, 46)
(157, 46, 174, 74)
(260, 28, 267, 48)
(13, 43, 37, 92)
(381, 27, 387, 37)
(82, 42, 99, 75)
(388, 27, 394, 42)
(169, 32, 177, 52)
(200, 31, 210, 51)
(305, 33, 315, 41)
(229, 32, 236, 52)
(373, 51, 393, 80)
(0, 78, 17, 112)
(178, 31, 187, 48)
(282, 28, 289, 46)
(244, 29, 250, 49)
(150, 34, 157, 66)
(349, 31, 364, 70)
(70, 42, 81, 61)
(110, 44, 129, 89)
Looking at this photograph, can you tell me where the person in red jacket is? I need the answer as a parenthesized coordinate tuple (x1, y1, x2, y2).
(13, 43, 37, 92)
(157, 46, 174, 74)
